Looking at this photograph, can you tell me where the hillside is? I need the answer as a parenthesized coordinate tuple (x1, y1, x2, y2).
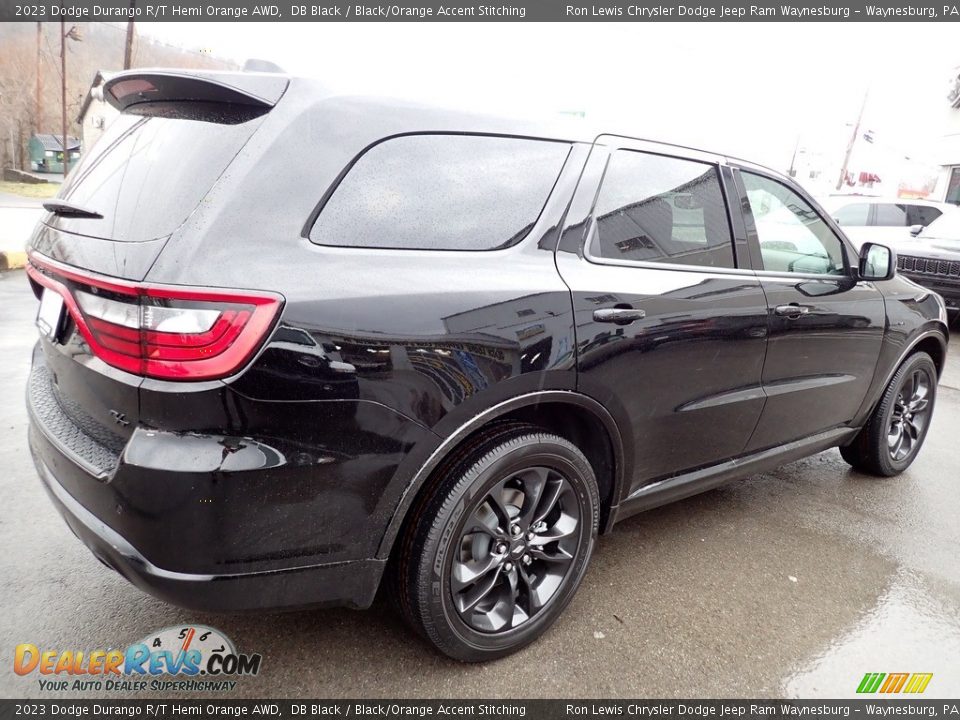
(0, 22, 239, 169)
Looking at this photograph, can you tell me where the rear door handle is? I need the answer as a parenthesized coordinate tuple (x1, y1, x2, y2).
(774, 304, 811, 318)
(593, 307, 646, 325)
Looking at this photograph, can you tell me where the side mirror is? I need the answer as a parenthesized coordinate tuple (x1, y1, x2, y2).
(858, 242, 896, 281)
(909, 224, 924, 237)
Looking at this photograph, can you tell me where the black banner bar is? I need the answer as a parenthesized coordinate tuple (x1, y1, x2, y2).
(2, 0, 959, 22)
(0, 700, 953, 720)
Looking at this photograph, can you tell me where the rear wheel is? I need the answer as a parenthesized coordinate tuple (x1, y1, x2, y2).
(394, 423, 599, 661)
(840, 351, 937, 476)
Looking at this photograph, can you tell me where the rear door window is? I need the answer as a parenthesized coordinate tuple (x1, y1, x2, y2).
(873, 203, 908, 227)
(588, 150, 735, 269)
(51, 110, 265, 242)
(832, 203, 870, 226)
(309, 134, 570, 251)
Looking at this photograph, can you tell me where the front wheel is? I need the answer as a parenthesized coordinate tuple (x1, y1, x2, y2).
(394, 423, 599, 661)
(840, 351, 938, 476)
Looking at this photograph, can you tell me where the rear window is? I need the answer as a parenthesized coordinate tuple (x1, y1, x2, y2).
(309, 134, 570, 251)
(50, 110, 264, 242)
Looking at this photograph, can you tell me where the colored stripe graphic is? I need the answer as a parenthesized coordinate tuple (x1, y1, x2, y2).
(903, 674, 933, 694)
(857, 673, 885, 693)
(880, 673, 909, 693)
(857, 672, 932, 694)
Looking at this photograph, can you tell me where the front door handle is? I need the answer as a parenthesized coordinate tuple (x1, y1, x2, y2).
(774, 304, 811, 319)
(594, 307, 646, 325)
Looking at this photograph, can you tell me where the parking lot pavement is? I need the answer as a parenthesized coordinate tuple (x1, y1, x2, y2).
(1, 266, 959, 699)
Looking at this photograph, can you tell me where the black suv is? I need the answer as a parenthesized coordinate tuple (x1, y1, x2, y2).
(26, 70, 949, 661)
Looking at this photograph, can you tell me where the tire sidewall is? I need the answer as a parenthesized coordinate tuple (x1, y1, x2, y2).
(879, 353, 937, 474)
(422, 436, 598, 660)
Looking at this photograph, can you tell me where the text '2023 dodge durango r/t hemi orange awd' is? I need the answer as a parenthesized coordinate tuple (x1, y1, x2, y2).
(26, 70, 948, 661)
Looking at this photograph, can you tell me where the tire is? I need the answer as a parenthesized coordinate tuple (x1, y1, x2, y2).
(394, 422, 599, 662)
(840, 351, 938, 477)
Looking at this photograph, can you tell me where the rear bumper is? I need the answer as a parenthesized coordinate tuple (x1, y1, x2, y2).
(31, 444, 384, 611)
(23, 346, 434, 612)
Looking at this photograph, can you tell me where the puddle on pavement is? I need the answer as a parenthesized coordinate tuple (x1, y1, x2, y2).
(784, 571, 960, 697)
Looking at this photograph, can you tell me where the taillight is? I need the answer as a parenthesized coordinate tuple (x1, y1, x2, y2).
(27, 253, 282, 381)
(107, 78, 158, 103)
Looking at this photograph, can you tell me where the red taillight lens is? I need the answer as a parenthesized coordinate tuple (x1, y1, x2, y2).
(27, 254, 282, 381)
(108, 78, 158, 103)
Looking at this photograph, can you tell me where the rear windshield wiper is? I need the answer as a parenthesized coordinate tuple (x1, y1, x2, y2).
(42, 200, 103, 219)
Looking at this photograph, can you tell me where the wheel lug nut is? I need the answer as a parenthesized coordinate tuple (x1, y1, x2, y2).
(504, 562, 514, 572)
(522, 554, 531, 565)
(511, 524, 521, 536)
(526, 531, 535, 541)
(495, 543, 507, 554)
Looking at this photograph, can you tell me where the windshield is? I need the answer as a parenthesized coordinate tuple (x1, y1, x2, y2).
(49, 110, 264, 242)
(919, 209, 960, 240)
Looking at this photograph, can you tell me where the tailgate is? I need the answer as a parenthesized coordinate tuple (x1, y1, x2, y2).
(26, 70, 288, 468)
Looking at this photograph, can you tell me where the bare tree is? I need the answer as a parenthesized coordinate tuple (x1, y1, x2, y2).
(0, 34, 39, 169)
(0, 22, 239, 171)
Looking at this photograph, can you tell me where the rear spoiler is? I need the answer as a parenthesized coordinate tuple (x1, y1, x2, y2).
(102, 69, 289, 113)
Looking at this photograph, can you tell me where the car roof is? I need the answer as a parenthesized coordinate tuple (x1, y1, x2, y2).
(102, 67, 800, 189)
(301, 85, 795, 179)
(822, 196, 951, 208)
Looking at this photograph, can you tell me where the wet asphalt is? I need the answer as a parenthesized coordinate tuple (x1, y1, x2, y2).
(1, 266, 959, 699)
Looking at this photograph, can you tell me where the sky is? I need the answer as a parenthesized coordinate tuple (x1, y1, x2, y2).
(133, 22, 959, 178)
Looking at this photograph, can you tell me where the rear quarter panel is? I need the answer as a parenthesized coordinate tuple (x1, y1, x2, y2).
(135, 93, 589, 564)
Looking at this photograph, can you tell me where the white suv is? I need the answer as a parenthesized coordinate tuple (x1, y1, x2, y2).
(821, 196, 952, 249)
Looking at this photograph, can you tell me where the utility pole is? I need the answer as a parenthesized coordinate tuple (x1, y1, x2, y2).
(35, 22, 42, 134)
(124, 3, 136, 69)
(59, 23, 81, 177)
(60, 19, 68, 177)
(787, 134, 801, 178)
(836, 89, 869, 191)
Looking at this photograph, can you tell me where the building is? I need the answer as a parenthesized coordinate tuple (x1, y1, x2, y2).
(77, 70, 119, 153)
(28, 134, 80, 174)
(936, 67, 960, 205)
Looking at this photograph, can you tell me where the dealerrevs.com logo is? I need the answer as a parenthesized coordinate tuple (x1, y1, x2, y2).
(14, 625, 262, 693)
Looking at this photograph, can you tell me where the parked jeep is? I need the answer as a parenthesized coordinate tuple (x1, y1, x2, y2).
(897, 208, 960, 323)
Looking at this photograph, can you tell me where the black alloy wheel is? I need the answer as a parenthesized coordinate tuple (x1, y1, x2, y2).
(451, 465, 582, 632)
(887, 366, 933, 462)
(394, 422, 599, 662)
(840, 351, 938, 476)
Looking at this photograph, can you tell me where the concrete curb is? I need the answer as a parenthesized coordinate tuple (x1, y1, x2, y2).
(0, 251, 27, 270)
